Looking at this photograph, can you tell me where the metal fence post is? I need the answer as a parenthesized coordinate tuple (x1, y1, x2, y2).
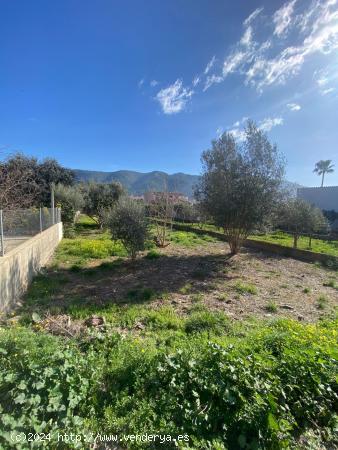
(0, 210, 4, 256)
(40, 208, 43, 233)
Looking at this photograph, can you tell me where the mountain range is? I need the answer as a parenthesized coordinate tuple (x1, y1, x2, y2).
(74, 169, 199, 198)
(74, 169, 301, 199)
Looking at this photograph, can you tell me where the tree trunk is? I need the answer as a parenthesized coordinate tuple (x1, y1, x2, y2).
(321, 172, 325, 187)
(308, 236, 312, 249)
(229, 236, 241, 254)
(293, 234, 298, 248)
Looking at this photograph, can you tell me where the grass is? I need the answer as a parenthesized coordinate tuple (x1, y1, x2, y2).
(126, 287, 157, 303)
(179, 282, 193, 294)
(251, 231, 338, 257)
(234, 281, 258, 295)
(173, 222, 338, 258)
(169, 229, 217, 247)
(317, 295, 329, 310)
(265, 301, 278, 313)
(323, 279, 338, 290)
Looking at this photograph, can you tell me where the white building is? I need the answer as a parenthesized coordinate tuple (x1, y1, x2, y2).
(297, 186, 338, 212)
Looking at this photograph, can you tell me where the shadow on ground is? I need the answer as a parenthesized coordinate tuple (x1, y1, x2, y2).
(20, 252, 237, 315)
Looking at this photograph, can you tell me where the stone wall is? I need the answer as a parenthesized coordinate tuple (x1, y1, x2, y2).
(0, 223, 63, 312)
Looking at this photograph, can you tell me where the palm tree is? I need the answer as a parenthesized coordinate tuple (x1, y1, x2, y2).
(313, 160, 334, 187)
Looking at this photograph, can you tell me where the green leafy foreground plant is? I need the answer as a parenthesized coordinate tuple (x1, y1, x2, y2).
(0, 318, 337, 449)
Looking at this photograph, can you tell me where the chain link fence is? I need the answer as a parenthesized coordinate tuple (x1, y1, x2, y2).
(0, 208, 61, 256)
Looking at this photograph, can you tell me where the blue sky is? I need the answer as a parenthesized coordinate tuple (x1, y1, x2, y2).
(0, 0, 337, 186)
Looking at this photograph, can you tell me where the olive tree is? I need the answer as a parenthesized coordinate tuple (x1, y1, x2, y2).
(195, 121, 285, 254)
(107, 197, 149, 259)
(54, 184, 84, 225)
(147, 193, 174, 248)
(82, 182, 124, 228)
(277, 199, 329, 248)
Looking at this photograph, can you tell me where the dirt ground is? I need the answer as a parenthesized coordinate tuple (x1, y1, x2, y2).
(42, 241, 338, 323)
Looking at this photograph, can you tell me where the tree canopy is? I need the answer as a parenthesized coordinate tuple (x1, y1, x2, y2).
(195, 121, 285, 254)
(0, 153, 74, 209)
(82, 182, 124, 227)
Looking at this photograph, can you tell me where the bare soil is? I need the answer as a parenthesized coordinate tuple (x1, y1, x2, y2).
(44, 241, 338, 323)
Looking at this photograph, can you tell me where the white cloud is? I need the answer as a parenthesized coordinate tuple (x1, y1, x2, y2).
(156, 80, 193, 114)
(204, 56, 216, 74)
(287, 102, 301, 110)
(150, 80, 159, 87)
(192, 76, 200, 86)
(223, 51, 248, 77)
(138, 78, 145, 88)
(273, 0, 297, 36)
(314, 66, 338, 94)
(216, 126, 223, 137)
(240, 26, 253, 46)
(259, 117, 284, 131)
(246, 0, 338, 91)
(147, 0, 338, 110)
(203, 74, 223, 91)
(321, 87, 336, 95)
(243, 7, 264, 27)
(228, 127, 246, 141)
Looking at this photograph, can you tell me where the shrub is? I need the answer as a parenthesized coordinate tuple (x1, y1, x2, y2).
(107, 197, 150, 259)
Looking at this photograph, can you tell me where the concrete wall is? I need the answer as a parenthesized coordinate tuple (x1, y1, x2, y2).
(297, 186, 338, 212)
(0, 223, 63, 312)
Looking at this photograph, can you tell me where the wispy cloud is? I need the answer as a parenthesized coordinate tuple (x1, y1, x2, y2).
(204, 56, 216, 74)
(259, 117, 284, 131)
(314, 66, 338, 95)
(192, 76, 200, 87)
(243, 7, 264, 27)
(273, 0, 297, 36)
(138, 78, 145, 88)
(203, 74, 223, 91)
(151, 0, 338, 114)
(321, 87, 336, 95)
(240, 26, 253, 46)
(287, 102, 301, 111)
(150, 80, 159, 87)
(156, 79, 193, 114)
